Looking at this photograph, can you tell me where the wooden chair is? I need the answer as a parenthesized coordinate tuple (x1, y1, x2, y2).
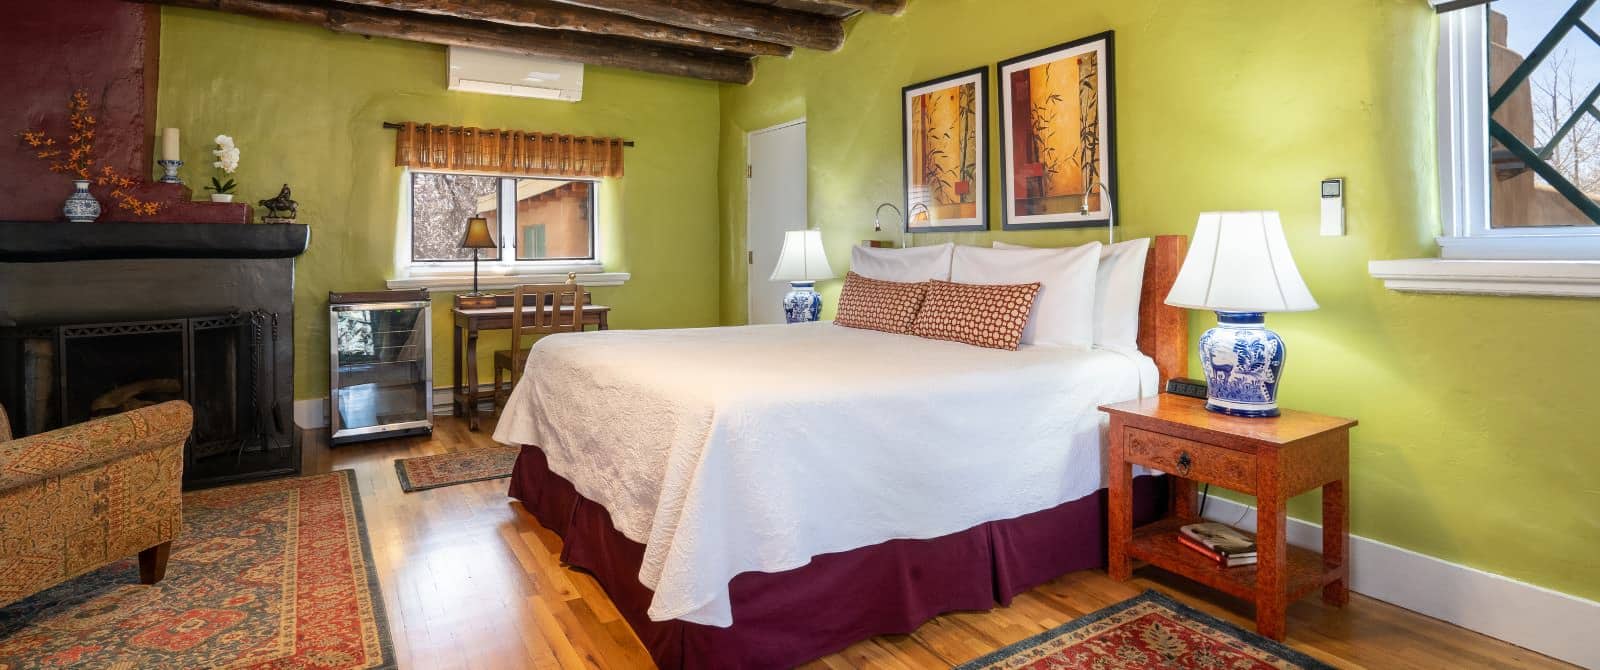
(491, 276, 586, 416)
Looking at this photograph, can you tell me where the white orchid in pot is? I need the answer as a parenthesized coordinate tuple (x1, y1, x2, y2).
(207, 134, 240, 202)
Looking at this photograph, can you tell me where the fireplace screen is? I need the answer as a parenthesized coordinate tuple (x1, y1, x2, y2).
(0, 311, 293, 488)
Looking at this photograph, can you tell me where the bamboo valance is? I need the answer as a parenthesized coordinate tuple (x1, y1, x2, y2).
(390, 122, 628, 178)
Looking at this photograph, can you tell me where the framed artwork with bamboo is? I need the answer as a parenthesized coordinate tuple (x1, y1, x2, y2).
(902, 66, 989, 232)
(998, 31, 1116, 230)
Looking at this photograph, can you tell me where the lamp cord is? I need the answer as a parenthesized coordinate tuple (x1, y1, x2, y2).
(1080, 181, 1115, 245)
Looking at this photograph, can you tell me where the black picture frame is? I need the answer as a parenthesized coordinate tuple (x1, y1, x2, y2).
(901, 66, 990, 233)
(997, 31, 1117, 231)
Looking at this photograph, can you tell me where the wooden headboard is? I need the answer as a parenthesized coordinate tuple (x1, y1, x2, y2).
(1137, 235, 1189, 387)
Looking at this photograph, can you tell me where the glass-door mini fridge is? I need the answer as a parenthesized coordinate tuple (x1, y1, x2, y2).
(328, 289, 432, 445)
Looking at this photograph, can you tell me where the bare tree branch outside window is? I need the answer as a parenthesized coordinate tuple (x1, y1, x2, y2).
(1532, 52, 1600, 196)
(411, 173, 501, 261)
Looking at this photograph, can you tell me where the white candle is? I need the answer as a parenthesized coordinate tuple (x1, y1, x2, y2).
(161, 128, 180, 162)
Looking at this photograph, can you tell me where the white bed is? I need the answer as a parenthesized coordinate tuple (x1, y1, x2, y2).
(493, 320, 1158, 627)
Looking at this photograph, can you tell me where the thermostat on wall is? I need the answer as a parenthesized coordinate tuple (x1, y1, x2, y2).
(1321, 178, 1345, 236)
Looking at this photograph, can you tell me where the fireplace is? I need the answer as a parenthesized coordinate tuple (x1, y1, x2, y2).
(3, 311, 287, 485)
(0, 221, 309, 489)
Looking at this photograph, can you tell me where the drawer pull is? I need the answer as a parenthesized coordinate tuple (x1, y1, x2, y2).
(1176, 451, 1193, 475)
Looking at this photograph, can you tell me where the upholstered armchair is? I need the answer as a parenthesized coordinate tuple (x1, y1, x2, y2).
(0, 400, 190, 608)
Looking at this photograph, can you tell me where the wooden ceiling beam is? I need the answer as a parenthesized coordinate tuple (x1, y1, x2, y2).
(328, 0, 791, 56)
(544, 0, 845, 51)
(142, 0, 754, 83)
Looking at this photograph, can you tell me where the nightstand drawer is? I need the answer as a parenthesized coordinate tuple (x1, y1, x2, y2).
(1123, 427, 1254, 492)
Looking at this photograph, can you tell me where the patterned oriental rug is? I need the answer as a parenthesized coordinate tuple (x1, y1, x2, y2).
(0, 470, 393, 670)
(393, 446, 519, 492)
(956, 590, 1332, 670)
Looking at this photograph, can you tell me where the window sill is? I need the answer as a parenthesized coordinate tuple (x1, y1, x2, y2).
(386, 270, 630, 292)
(1367, 258, 1600, 298)
(1437, 234, 1600, 260)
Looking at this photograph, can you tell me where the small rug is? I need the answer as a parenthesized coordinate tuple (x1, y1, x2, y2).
(955, 590, 1332, 670)
(393, 446, 520, 492)
(0, 470, 394, 670)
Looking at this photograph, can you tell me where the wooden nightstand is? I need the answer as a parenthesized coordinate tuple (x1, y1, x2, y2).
(1099, 394, 1356, 640)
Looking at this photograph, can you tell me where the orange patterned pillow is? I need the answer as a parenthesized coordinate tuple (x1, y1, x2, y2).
(911, 279, 1042, 350)
(833, 272, 928, 334)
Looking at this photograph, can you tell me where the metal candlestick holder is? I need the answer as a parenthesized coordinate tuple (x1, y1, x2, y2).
(157, 159, 183, 184)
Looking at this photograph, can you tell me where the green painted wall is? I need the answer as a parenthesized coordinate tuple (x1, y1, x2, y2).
(156, 8, 722, 401)
(719, 0, 1600, 601)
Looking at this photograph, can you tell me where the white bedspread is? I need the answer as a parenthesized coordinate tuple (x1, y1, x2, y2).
(493, 322, 1157, 627)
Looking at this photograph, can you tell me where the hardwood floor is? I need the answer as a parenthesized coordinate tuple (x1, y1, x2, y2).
(305, 415, 1572, 669)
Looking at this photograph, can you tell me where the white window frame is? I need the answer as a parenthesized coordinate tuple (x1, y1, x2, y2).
(1370, 2, 1600, 297)
(387, 168, 628, 290)
(1434, 3, 1600, 260)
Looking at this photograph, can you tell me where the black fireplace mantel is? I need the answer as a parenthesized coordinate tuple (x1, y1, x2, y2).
(0, 221, 310, 262)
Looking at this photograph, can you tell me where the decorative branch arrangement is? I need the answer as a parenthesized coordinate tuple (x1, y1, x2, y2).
(17, 89, 162, 216)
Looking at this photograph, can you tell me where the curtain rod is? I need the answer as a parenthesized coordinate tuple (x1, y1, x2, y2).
(382, 122, 635, 147)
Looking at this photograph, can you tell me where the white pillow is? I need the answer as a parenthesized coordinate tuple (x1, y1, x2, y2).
(950, 243, 1101, 347)
(995, 238, 1150, 349)
(849, 242, 954, 282)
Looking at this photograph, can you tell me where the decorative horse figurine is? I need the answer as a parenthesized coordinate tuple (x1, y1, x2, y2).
(258, 184, 298, 221)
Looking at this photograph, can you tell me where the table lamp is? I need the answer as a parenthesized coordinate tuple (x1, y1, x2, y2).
(770, 229, 835, 323)
(460, 215, 497, 297)
(1164, 211, 1318, 417)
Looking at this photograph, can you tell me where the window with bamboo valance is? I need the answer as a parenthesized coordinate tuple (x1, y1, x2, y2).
(392, 122, 625, 178)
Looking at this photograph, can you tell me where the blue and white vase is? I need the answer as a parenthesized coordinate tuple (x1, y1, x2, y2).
(782, 281, 822, 324)
(63, 179, 101, 223)
(1198, 312, 1285, 417)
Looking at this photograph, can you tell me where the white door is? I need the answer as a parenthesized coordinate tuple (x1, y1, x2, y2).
(746, 120, 807, 325)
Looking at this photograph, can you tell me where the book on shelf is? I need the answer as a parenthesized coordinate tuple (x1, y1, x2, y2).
(1179, 522, 1257, 557)
(1178, 534, 1257, 567)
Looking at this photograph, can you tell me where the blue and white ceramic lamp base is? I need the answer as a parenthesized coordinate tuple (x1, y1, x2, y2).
(782, 281, 822, 324)
(1198, 312, 1286, 418)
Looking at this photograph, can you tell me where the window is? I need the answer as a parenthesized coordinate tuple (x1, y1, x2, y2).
(1370, 1, 1600, 296)
(391, 169, 629, 291)
(408, 171, 596, 265)
(1436, 0, 1600, 259)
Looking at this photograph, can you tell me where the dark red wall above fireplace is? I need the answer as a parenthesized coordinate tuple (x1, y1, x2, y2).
(1, 1, 250, 224)
(0, 0, 159, 222)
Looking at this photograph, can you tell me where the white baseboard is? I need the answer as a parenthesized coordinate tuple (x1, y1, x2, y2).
(292, 386, 493, 431)
(1201, 496, 1599, 668)
(293, 398, 326, 430)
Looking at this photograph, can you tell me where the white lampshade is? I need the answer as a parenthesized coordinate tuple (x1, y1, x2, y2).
(1165, 211, 1318, 312)
(770, 229, 836, 281)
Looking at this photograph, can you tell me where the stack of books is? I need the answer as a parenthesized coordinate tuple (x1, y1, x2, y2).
(1178, 522, 1258, 567)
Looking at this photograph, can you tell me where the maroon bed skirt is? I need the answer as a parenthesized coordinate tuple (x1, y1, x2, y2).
(508, 446, 1168, 670)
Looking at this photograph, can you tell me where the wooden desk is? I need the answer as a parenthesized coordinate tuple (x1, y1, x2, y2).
(451, 296, 610, 431)
(1100, 394, 1356, 641)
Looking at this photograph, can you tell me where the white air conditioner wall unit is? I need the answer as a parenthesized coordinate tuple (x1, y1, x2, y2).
(447, 47, 583, 102)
